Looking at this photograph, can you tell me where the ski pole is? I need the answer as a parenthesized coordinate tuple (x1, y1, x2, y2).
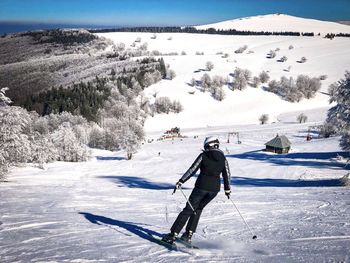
(229, 198, 257, 240)
(179, 187, 196, 215)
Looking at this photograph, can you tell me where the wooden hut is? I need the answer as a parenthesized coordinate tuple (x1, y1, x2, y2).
(265, 135, 291, 154)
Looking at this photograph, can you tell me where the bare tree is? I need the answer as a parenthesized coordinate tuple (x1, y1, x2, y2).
(297, 113, 308, 123)
(259, 114, 269, 125)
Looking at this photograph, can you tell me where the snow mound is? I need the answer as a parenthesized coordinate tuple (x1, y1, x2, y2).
(195, 14, 350, 35)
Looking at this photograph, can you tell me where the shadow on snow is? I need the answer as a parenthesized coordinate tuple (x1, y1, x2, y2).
(227, 150, 349, 170)
(98, 175, 178, 190)
(96, 156, 126, 161)
(232, 176, 343, 187)
(78, 212, 170, 249)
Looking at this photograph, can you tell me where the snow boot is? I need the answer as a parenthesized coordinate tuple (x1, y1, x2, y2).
(180, 231, 193, 243)
(161, 232, 178, 245)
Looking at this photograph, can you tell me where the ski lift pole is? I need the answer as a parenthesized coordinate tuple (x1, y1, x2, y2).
(179, 187, 196, 215)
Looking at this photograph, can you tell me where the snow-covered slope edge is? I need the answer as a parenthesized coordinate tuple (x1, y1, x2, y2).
(195, 14, 350, 35)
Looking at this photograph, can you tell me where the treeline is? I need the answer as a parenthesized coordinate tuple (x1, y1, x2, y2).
(89, 26, 314, 37)
(20, 29, 98, 45)
(325, 33, 350, 39)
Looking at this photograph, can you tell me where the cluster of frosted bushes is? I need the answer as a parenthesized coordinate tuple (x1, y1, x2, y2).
(0, 107, 90, 179)
(266, 75, 321, 102)
(152, 97, 183, 114)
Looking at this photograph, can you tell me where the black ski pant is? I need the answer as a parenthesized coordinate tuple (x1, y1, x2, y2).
(171, 187, 217, 234)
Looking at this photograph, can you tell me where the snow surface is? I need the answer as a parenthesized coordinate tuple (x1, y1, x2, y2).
(195, 14, 350, 35)
(1, 119, 350, 262)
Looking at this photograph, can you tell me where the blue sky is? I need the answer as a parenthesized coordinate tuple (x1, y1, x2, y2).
(0, 0, 350, 26)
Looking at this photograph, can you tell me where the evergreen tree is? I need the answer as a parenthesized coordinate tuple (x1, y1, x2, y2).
(159, 58, 167, 79)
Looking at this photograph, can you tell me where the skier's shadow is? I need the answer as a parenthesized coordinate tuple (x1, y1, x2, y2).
(79, 212, 170, 249)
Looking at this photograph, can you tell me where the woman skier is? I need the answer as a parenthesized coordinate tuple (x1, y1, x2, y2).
(162, 136, 231, 244)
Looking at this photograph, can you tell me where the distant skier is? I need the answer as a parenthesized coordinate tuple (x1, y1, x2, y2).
(162, 136, 231, 244)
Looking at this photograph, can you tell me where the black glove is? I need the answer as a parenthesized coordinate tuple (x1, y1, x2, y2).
(225, 190, 231, 199)
(173, 181, 183, 194)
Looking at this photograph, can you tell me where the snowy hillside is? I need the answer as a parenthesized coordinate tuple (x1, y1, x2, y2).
(1, 14, 350, 262)
(195, 14, 350, 35)
(1, 118, 349, 262)
(97, 28, 350, 132)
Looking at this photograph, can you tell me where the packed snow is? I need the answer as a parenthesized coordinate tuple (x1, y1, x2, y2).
(1, 111, 349, 262)
(1, 14, 350, 262)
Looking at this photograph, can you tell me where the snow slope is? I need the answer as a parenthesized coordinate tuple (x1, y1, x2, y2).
(195, 14, 350, 35)
(97, 30, 350, 132)
(1, 118, 349, 262)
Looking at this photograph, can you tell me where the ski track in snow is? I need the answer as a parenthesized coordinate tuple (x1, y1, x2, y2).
(1, 121, 350, 262)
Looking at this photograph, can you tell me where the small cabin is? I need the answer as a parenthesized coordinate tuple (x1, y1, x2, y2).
(265, 135, 291, 154)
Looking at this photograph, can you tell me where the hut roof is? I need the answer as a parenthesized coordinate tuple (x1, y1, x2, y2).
(265, 135, 291, 149)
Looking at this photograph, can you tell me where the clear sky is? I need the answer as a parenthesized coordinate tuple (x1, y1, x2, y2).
(0, 0, 350, 27)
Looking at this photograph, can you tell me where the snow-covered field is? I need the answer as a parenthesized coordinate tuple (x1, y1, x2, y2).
(1, 15, 350, 262)
(1, 113, 349, 262)
(97, 20, 350, 132)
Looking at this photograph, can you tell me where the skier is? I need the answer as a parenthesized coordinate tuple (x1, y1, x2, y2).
(162, 136, 231, 245)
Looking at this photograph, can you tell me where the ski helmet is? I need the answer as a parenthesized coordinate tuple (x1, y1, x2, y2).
(204, 136, 220, 149)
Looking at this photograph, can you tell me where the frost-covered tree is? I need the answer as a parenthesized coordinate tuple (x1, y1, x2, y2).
(233, 68, 251, 90)
(0, 105, 32, 179)
(171, 100, 183, 113)
(0, 106, 32, 165)
(267, 50, 276, 58)
(118, 120, 144, 160)
(297, 113, 308, 123)
(319, 123, 337, 138)
(252, 76, 261, 88)
(51, 123, 89, 162)
(167, 69, 176, 80)
(327, 71, 350, 150)
(200, 73, 212, 92)
(212, 75, 226, 88)
(206, 61, 214, 71)
(153, 70, 163, 83)
(280, 76, 303, 102)
(211, 86, 226, 101)
(259, 114, 269, 125)
(89, 125, 105, 149)
(296, 75, 321, 99)
(259, 71, 270, 83)
(30, 132, 57, 169)
(143, 72, 155, 87)
(235, 45, 248, 54)
(279, 56, 288, 62)
(154, 97, 172, 114)
(0, 87, 12, 106)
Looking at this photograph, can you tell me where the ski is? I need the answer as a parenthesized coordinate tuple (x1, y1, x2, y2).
(146, 232, 178, 251)
(176, 238, 199, 249)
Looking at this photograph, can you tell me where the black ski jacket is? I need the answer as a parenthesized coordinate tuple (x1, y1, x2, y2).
(179, 148, 231, 193)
